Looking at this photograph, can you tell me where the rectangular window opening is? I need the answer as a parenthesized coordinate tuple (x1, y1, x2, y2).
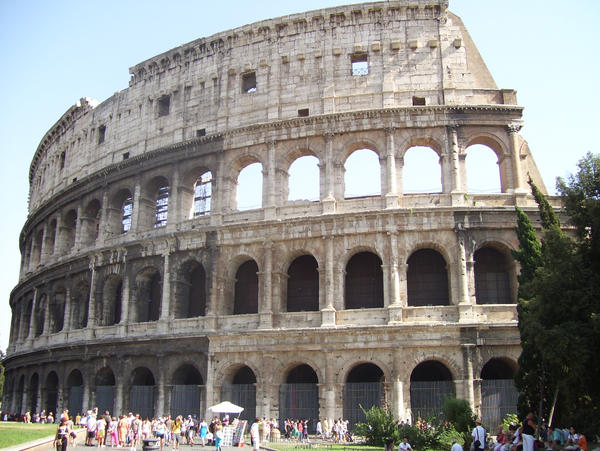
(242, 71, 257, 93)
(122, 152, 130, 160)
(158, 94, 171, 117)
(351, 54, 369, 76)
(97, 125, 106, 144)
(59, 152, 66, 170)
(196, 128, 206, 138)
(412, 96, 426, 106)
(298, 108, 309, 117)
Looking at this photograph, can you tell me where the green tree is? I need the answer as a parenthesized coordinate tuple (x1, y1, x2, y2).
(513, 154, 600, 435)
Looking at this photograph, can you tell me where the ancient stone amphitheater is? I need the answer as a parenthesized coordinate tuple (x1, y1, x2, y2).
(4, 0, 549, 429)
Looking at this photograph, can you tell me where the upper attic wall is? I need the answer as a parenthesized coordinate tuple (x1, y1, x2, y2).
(27, 0, 519, 215)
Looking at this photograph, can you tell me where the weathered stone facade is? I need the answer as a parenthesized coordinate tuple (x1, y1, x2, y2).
(4, 0, 551, 428)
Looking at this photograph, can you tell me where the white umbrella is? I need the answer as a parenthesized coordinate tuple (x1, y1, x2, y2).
(208, 401, 244, 414)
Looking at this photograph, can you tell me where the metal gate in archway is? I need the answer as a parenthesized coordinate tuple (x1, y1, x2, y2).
(279, 383, 319, 428)
(220, 384, 256, 422)
(68, 386, 83, 415)
(410, 380, 455, 421)
(96, 386, 114, 414)
(343, 382, 383, 428)
(171, 385, 204, 417)
(130, 386, 154, 419)
(481, 379, 518, 429)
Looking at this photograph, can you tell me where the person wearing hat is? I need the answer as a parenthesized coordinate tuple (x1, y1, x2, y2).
(471, 420, 486, 451)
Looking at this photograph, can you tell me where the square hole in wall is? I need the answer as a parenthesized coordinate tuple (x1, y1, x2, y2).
(122, 152, 130, 160)
(412, 96, 426, 106)
(351, 54, 369, 76)
(298, 108, 309, 117)
(196, 128, 206, 137)
(242, 71, 257, 93)
(158, 94, 171, 117)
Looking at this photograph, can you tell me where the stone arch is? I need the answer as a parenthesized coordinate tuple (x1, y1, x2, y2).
(407, 248, 449, 306)
(44, 371, 59, 415)
(480, 357, 518, 430)
(403, 145, 443, 193)
(345, 251, 384, 309)
(286, 254, 319, 312)
(100, 274, 122, 326)
(174, 260, 207, 318)
(29, 372, 39, 413)
(233, 259, 259, 315)
(220, 364, 257, 422)
(280, 363, 319, 425)
(398, 136, 444, 159)
(49, 286, 66, 333)
(344, 362, 386, 427)
(66, 369, 84, 416)
(133, 267, 162, 323)
(82, 198, 102, 246)
(344, 147, 382, 198)
(70, 279, 89, 330)
(171, 363, 204, 417)
(463, 133, 510, 193)
(110, 187, 133, 234)
(34, 294, 47, 337)
(182, 165, 214, 219)
(235, 158, 263, 211)
(465, 144, 502, 193)
(287, 154, 320, 202)
(62, 209, 78, 253)
(129, 367, 155, 419)
(409, 360, 455, 421)
(95, 367, 116, 415)
(474, 244, 515, 304)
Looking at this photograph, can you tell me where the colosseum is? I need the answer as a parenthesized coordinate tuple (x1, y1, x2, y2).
(3, 0, 549, 430)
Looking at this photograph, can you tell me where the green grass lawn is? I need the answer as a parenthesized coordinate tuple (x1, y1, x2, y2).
(267, 443, 381, 451)
(0, 422, 58, 448)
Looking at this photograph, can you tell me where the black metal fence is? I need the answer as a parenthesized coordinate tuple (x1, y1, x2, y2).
(481, 379, 518, 429)
(409, 380, 455, 421)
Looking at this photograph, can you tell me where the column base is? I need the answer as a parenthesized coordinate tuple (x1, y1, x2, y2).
(451, 192, 467, 206)
(322, 197, 336, 215)
(321, 306, 336, 327)
(385, 193, 399, 209)
(258, 312, 273, 329)
(458, 304, 475, 323)
(204, 313, 218, 331)
(264, 206, 277, 220)
(387, 304, 404, 324)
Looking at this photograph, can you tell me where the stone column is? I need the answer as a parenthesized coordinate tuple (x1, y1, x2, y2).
(324, 356, 336, 422)
(321, 236, 336, 326)
(38, 224, 47, 266)
(82, 381, 91, 413)
(168, 166, 181, 226)
(507, 124, 525, 192)
(114, 383, 124, 418)
(210, 158, 225, 226)
(73, 205, 84, 251)
(204, 356, 216, 419)
(156, 363, 166, 416)
(62, 282, 72, 332)
(264, 139, 277, 219)
(447, 125, 462, 194)
(99, 190, 111, 241)
(322, 131, 336, 214)
(388, 232, 403, 323)
(259, 241, 273, 329)
(87, 260, 98, 329)
(130, 177, 142, 232)
(384, 127, 399, 208)
(160, 251, 172, 321)
(462, 344, 476, 412)
(27, 288, 39, 343)
(456, 228, 475, 321)
(120, 264, 130, 326)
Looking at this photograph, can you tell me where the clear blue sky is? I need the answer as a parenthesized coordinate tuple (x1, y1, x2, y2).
(0, 0, 598, 352)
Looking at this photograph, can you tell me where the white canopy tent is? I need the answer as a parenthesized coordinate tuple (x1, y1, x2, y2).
(208, 401, 245, 414)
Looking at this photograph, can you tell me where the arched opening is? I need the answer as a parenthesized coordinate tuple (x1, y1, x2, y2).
(480, 358, 518, 430)
(101, 274, 122, 326)
(62, 209, 77, 253)
(95, 367, 116, 415)
(45, 219, 57, 256)
(82, 199, 102, 245)
(29, 373, 39, 414)
(66, 370, 84, 416)
(407, 249, 449, 306)
(49, 288, 66, 333)
(280, 364, 319, 426)
(474, 247, 513, 304)
(344, 149, 381, 198)
(345, 252, 383, 309)
(192, 171, 213, 217)
(466, 144, 502, 193)
(45, 371, 59, 415)
(134, 268, 161, 323)
(403, 146, 442, 193)
(154, 183, 169, 228)
(34, 295, 46, 337)
(344, 363, 385, 427)
(410, 360, 455, 421)
(221, 366, 256, 422)
(171, 364, 204, 418)
(237, 162, 263, 210)
(70, 281, 89, 330)
(233, 260, 258, 314)
(175, 262, 207, 319)
(287, 255, 319, 312)
(130, 367, 155, 419)
(288, 155, 320, 201)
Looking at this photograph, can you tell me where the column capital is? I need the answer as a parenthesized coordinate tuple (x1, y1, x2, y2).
(323, 130, 336, 141)
(507, 123, 522, 134)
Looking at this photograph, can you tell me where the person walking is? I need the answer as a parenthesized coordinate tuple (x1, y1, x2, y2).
(54, 418, 71, 451)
